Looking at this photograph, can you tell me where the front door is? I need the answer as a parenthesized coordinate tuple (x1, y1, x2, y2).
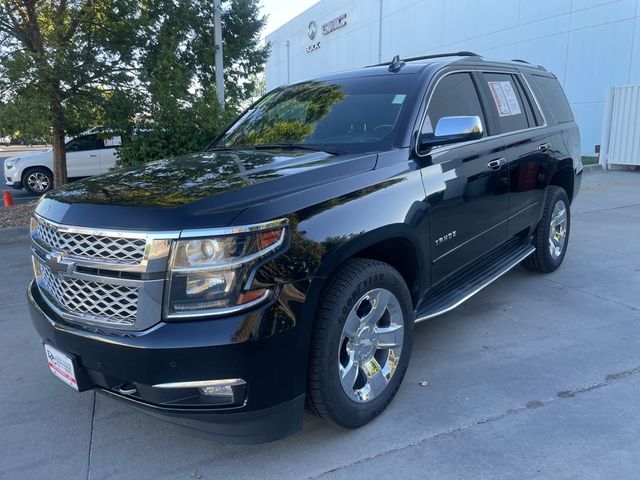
(418, 71, 510, 284)
(65, 134, 101, 177)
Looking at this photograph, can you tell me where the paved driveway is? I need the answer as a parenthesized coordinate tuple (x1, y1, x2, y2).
(0, 146, 48, 204)
(1, 170, 639, 479)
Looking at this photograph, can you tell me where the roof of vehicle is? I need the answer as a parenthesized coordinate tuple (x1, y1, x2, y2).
(305, 52, 552, 83)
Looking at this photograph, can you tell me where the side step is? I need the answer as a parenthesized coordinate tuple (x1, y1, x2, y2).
(415, 241, 535, 322)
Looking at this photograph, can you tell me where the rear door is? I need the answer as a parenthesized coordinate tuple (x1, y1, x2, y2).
(477, 71, 554, 236)
(419, 71, 510, 284)
(65, 134, 101, 177)
(99, 136, 121, 173)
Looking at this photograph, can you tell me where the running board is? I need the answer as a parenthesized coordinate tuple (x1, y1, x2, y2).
(415, 241, 535, 322)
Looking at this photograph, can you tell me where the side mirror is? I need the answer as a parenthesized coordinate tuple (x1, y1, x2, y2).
(419, 116, 483, 150)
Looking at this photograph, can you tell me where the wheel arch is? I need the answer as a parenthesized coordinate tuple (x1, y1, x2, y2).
(549, 160, 575, 203)
(308, 225, 428, 312)
(22, 165, 54, 182)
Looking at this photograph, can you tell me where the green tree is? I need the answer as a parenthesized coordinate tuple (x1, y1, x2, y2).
(116, 0, 269, 167)
(0, 89, 50, 143)
(0, 0, 140, 186)
(0, 0, 269, 177)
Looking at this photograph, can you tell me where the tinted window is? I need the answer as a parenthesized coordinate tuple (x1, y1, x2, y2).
(512, 77, 537, 127)
(423, 73, 485, 136)
(533, 75, 574, 123)
(482, 73, 529, 133)
(66, 135, 98, 152)
(515, 76, 544, 126)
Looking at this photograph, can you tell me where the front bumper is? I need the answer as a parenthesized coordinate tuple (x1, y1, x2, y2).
(7, 180, 23, 189)
(28, 280, 308, 443)
(4, 168, 21, 188)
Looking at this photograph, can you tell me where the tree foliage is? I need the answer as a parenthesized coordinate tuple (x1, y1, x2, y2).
(0, 0, 142, 185)
(0, 0, 269, 181)
(117, 0, 269, 167)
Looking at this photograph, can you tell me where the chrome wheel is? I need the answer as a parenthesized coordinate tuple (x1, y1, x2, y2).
(338, 288, 404, 403)
(548, 199, 568, 259)
(27, 171, 51, 193)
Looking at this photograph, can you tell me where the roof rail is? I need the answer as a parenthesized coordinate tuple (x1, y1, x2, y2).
(510, 58, 547, 71)
(368, 51, 481, 68)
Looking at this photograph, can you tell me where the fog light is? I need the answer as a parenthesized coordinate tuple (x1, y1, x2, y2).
(200, 384, 234, 397)
(153, 378, 246, 394)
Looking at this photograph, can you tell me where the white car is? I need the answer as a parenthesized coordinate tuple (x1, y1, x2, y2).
(0, 135, 10, 146)
(3, 133, 121, 195)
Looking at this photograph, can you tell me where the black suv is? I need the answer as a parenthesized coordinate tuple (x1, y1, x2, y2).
(28, 52, 581, 443)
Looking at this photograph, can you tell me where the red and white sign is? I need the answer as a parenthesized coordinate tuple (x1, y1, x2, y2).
(44, 344, 78, 390)
(488, 81, 522, 117)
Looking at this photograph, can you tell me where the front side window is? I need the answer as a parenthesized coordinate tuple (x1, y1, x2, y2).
(214, 76, 418, 153)
(65, 135, 98, 152)
(422, 72, 486, 137)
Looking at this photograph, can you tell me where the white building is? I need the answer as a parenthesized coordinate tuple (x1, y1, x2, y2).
(265, 0, 640, 155)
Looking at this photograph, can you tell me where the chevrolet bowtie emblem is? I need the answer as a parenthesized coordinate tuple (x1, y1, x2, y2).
(45, 251, 75, 277)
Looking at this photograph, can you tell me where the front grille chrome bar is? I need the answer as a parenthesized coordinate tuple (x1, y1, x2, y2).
(31, 214, 179, 274)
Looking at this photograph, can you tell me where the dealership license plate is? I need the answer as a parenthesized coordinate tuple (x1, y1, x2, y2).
(44, 343, 79, 390)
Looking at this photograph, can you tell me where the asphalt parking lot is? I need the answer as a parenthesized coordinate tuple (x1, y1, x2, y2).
(1, 169, 639, 479)
(0, 146, 48, 204)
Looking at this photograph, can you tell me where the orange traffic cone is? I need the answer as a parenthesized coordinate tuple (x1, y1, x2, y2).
(3, 190, 14, 207)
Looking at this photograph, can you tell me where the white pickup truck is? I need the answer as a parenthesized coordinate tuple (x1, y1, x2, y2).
(3, 133, 121, 195)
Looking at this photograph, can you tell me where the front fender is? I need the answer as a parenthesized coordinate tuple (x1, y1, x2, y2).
(242, 153, 430, 300)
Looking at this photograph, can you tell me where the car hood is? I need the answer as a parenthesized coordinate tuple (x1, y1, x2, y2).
(6, 149, 52, 163)
(37, 149, 378, 230)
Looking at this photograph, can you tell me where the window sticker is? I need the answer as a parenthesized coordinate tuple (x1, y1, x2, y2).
(488, 81, 522, 117)
(392, 94, 406, 105)
(104, 136, 122, 147)
(498, 81, 522, 116)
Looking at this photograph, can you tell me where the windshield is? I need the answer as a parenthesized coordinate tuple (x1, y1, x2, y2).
(213, 75, 418, 153)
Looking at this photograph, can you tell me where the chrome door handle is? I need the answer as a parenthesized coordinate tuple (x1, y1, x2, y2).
(487, 158, 507, 170)
(538, 143, 552, 152)
(88, 154, 98, 157)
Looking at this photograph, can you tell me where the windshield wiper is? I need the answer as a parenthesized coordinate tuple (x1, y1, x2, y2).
(206, 146, 245, 152)
(253, 142, 346, 155)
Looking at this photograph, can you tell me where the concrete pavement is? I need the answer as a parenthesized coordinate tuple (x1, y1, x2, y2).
(1, 169, 639, 480)
(0, 146, 48, 204)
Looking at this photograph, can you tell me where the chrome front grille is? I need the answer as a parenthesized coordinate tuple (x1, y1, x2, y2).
(39, 262, 138, 325)
(36, 220, 147, 264)
(31, 215, 177, 331)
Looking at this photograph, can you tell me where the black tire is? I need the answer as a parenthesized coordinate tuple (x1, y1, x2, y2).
(306, 258, 414, 428)
(22, 167, 53, 195)
(523, 185, 571, 273)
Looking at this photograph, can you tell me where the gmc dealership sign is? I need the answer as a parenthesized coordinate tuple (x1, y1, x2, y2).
(305, 13, 347, 54)
(322, 14, 347, 35)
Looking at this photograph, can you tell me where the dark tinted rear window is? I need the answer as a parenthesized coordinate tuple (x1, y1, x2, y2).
(482, 73, 529, 133)
(532, 75, 574, 123)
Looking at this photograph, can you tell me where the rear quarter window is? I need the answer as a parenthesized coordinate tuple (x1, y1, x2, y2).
(532, 75, 574, 124)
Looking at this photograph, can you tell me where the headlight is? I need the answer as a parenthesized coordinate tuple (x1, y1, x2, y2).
(5, 158, 18, 169)
(164, 219, 288, 319)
